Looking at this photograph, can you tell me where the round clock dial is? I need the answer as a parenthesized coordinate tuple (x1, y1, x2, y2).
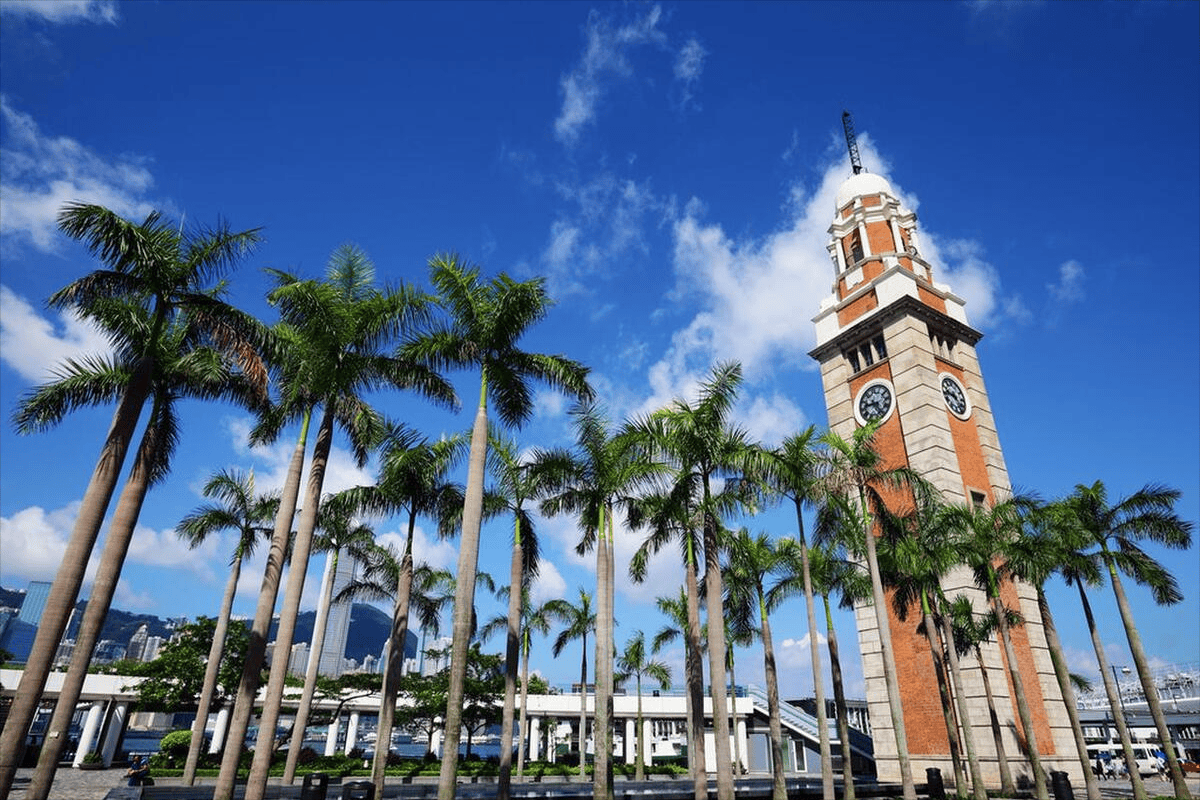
(940, 374, 970, 418)
(857, 382, 893, 423)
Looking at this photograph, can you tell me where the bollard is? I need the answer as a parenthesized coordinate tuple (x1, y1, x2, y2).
(925, 767, 946, 800)
(300, 772, 330, 800)
(341, 780, 376, 800)
(1049, 770, 1073, 800)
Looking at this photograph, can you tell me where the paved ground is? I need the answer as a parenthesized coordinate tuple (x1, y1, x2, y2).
(8, 766, 1200, 799)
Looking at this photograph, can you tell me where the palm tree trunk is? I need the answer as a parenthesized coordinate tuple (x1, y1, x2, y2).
(684, 539, 707, 800)
(28, 412, 159, 800)
(372, 544, 413, 796)
(605, 514, 616, 794)
(578, 634, 588, 777)
(759, 596, 787, 800)
(593, 510, 612, 800)
(438, 394, 489, 800)
(824, 594, 856, 800)
(921, 594, 966, 792)
(858, 489, 917, 800)
(729, 648, 742, 778)
(937, 605, 987, 800)
(214, 411, 310, 800)
(283, 547, 340, 782)
(498, 518, 524, 800)
(1078, 582, 1147, 800)
(795, 516, 834, 800)
(516, 635, 531, 778)
(635, 675, 645, 781)
(1106, 560, 1190, 799)
(0, 358, 151, 797)
(990, 587, 1048, 800)
(183, 558, 242, 784)
(1037, 587, 1101, 800)
(246, 408, 334, 800)
(974, 642, 1015, 795)
(702, 505, 735, 800)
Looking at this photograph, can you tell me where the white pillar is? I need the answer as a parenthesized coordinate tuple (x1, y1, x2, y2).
(73, 701, 105, 767)
(642, 718, 653, 767)
(99, 702, 128, 767)
(625, 718, 635, 764)
(529, 717, 541, 762)
(344, 711, 360, 755)
(324, 715, 339, 756)
(431, 721, 443, 757)
(209, 707, 229, 754)
(736, 717, 748, 773)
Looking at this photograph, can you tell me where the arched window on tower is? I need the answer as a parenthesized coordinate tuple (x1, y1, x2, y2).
(846, 230, 864, 265)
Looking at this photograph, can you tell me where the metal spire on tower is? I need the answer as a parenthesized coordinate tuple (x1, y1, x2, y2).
(842, 111, 863, 175)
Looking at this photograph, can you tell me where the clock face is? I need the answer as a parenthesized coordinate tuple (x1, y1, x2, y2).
(940, 374, 970, 418)
(857, 382, 893, 423)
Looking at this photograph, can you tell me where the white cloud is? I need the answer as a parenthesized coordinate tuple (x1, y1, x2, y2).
(0, 0, 118, 24)
(221, 415, 374, 498)
(673, 37, 706, 110)
(554, 5, 667, 145)
(0, 285, 113, 383)
(0, 502, 99, 587)
(530, 560, 567, 606)
(113, 579, 156, 611)
(127, 522, 218, 581)
(1047, 259, 1085, 303)
(0, 97, 157, 253)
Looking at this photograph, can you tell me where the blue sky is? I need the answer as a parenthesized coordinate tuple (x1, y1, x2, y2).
(0, 0, 1196, 699)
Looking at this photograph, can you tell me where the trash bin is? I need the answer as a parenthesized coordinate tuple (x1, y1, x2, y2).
(341, 780, 375, 800)
(925, 767, 946, 800)
(301, 772, 330, 800)
(1049, 770, 1073, 800)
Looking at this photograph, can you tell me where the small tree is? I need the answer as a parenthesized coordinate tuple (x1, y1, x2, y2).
(129, 618, 250, 712)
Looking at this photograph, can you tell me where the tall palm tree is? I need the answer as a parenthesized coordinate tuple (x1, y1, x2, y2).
(0, 204, 263, 796)
(1056, 481, 1194, 799)
(541, 403, 665, 800)
(630, 361, 759, 800)
(817, 422, 927, 800)
(545, 587, 597, 777)
(404, 254, 592, 800)
(282, 491, 377, 783)
(336, 427, 464, 796)
(615, 630, 671, 781)
(1007, 510, 1104, 800)
(176, 468, 278, 784)
(955, 498, 1050, 800)
(760, 427, 833, 800)
(723, 528, 789, 800)
(218, 245, 455, 800)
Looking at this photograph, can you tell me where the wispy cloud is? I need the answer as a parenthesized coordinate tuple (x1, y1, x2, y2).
(672, 37, 706, 111)
(1047, 259, 1085, 303)
(554, 5, 667, 146)
(0, 0, 118, 25)
(0, 285, 112, 383)
(0, 97, 157, 253)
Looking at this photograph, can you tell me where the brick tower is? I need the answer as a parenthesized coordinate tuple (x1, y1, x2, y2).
(808, 166, 1081, 788)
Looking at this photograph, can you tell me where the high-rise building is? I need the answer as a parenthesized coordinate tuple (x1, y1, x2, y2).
(810, 165, 1078, 786)
(316, 548, 357, 678)
(126, 624, 150, 662)
(15, 580, 51, 625)
(289, 642, 309, 676)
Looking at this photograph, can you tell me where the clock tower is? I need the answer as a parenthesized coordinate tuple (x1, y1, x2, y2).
(809, 168, 1081, 787)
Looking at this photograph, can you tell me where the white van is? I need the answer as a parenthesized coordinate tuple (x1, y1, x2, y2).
(1087, 743, 1162, 777)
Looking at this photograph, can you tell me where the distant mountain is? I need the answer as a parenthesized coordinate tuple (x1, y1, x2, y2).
(0, 586, 416, 664)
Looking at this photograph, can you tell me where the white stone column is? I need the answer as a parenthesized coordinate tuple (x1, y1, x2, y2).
(99, 702, 128, 766)
(209, 707, 229, 754)
(529, 717, 541, 762)
(344, 711, 360, 755)
(642, 718, 653, 767)
(736, 717, 748, 773)
(73, 701, 105, 767)
(324, 716, 339, 756)
(625, 718, 636, 764)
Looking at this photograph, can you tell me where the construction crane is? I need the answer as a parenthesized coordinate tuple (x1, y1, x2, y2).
(842, 111, 863, 175)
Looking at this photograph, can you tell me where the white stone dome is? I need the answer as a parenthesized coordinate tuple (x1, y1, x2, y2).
(835, 172, 894, 209)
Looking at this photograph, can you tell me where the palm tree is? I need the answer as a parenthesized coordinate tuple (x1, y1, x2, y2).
(1056, 481, 1194, 799)
(614, 630, 671, 781)
(0, 204, 263, 796)
(218, 245, 455, 800)
(282, 492, 377, 783)
(540, 402, 665, 800)
(955, 498, 1050, 800)
(630, 361, 759, 800)
(404, 254, 592, 800)
(722, 528, 789, 800)
(545, 587, 597, 776)
(760, 427, 834, 800)
(176, 468, 278, 784)
(22, 304, 269, 800)
(817, 422, 926, 800)
(1007, 509, 1104, 800)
